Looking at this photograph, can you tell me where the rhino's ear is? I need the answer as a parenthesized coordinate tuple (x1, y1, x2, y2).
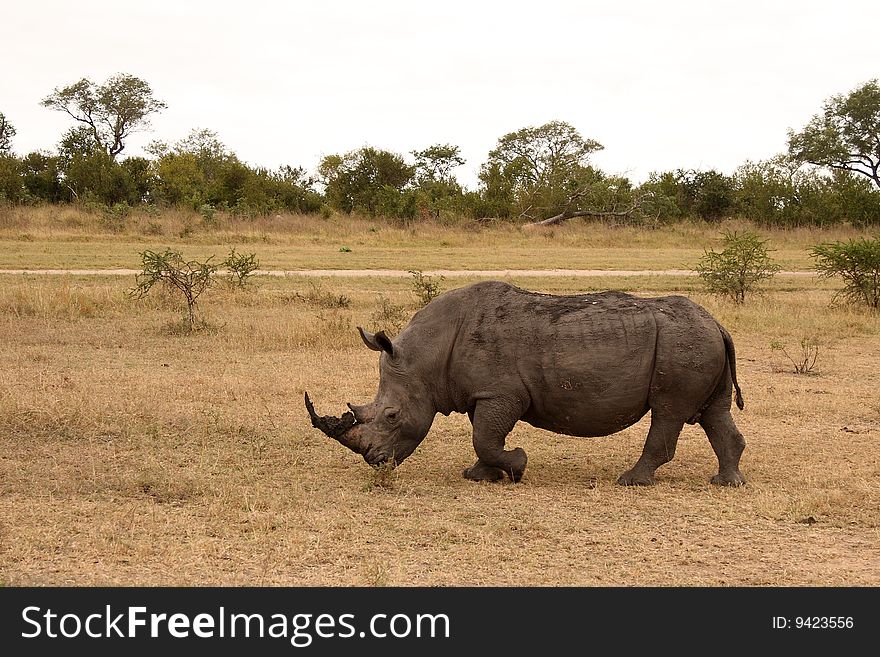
(357, 326, 394, 357)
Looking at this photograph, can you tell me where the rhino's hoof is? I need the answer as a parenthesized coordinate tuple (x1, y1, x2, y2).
(616, 469, 656, 486)
(463, 462, 505, 482)
(711, 471, 746, 487)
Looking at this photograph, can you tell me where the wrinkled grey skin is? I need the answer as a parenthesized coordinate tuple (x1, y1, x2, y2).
(306, 281, 747, 486)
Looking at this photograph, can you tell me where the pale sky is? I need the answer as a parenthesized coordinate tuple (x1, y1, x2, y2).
(3, 1, 878, 187)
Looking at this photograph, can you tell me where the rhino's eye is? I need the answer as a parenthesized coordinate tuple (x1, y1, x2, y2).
(385, 409, 399, 422)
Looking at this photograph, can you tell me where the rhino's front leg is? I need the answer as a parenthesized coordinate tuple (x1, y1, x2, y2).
(467, 398, 527, 483)
(462, 408, 505, 481)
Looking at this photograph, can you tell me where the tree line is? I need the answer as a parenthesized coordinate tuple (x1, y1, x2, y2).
(1, 74, 879, 226)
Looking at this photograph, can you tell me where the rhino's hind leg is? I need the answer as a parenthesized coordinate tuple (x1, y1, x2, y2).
(463, 460, 506, 482)
(699, 408, 746, 486)
(469, 398, 528, 483)
(617, 415, 685, 486)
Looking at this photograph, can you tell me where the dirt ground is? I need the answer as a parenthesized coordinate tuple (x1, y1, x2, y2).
(0, 268, 877, 586)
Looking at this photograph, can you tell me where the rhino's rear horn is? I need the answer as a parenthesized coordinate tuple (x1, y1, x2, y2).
(358, 327, 394, 356)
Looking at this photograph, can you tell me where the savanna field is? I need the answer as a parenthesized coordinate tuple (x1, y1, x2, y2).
(0, 207, 878, 586)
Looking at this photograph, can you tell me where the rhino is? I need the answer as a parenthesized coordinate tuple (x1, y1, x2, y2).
(305, 281, 747, 486)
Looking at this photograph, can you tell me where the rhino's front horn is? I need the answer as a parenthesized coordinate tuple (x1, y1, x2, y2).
(304, 392, 362, 453)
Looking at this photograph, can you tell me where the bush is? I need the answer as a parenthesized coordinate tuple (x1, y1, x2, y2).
(770, 336, 820, 374)
(101, 202, 132, 232)
(129, 249, 217, 331)
(696, 230, 779, 303)
(319, 147, 414, 216)
(811, 237, 880, 309)
(222, 248, 259, 288)
(199, 203, 217, 225)
(296, 281, 351, 309)
(369, 296, 409, 335)
(409, 270, 444, 306)
(0, 155, 25, 204)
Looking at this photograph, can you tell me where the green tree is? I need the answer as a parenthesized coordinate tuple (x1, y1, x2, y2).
(171, 128, 226, 161)
(637, 171, 688, 221)
(0, 155, 24, 203)
(152, 151, 207, 206)
(264, 165, 322, 214)
(42, 74, 166, 159)
(696, 230, 780, 303)
(637, 169, 735, 222)
(471, 161, 514, 218)
(54, 126, 116, 202)
(413, 144, 465, 184)
(151, 129, 239, 208)
(150, 129, 319, 214)
(817, 170, 880, 227)
(223, 248, 260, 288)
(412, 144, 467, 220)
(788, 79, 880, 189)
(733, 157, 801, 225)
(20, 152, 64, 203)
(479, 120, 604, 220)
(691, 170, 735, 221)
(408, 270, 444, 306)
(0, 112, 15, 154)
(319, 147, 414, 215)
(49, 125, 153, 205)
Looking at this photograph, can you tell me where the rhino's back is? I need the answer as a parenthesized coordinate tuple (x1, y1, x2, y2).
(438, 281, 725, 436)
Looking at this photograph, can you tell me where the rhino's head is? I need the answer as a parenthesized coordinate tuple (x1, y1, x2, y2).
(305, 327, 435, 468)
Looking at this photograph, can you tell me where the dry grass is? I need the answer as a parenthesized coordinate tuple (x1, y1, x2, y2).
(0, 205, 873, 271)
(0, 265, 877, 586)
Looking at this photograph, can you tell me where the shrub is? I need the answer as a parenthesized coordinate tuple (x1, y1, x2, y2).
(296, 281, 351, 309)
(222, 248, 259, 288)
(130, 249, 217, 331)
(696, 230, 779, 303)
(199, 203, 217, 225)
(369, 296, 409, 335)
(409, 269, 444, 306)
(770, 337, 820, 374)
(810, 237, 880, 309)
(100, 202, 132, 232)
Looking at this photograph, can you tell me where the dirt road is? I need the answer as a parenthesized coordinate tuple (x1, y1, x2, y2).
(0, 268, 815, 277)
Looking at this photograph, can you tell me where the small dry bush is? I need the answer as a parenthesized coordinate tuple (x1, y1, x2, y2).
(770, 336, 821, 374)
(223, 248, 260, 289)
(130, 249, 218, 332)
(296, 281, 351, 309)
(409, 269, 444, 306)
(369, 295, 409, 335)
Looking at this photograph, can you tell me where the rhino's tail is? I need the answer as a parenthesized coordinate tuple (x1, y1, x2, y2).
(718, 324, 744, 410)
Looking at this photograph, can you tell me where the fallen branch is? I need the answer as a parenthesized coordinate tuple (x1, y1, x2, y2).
(524, 192, 652, 228)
